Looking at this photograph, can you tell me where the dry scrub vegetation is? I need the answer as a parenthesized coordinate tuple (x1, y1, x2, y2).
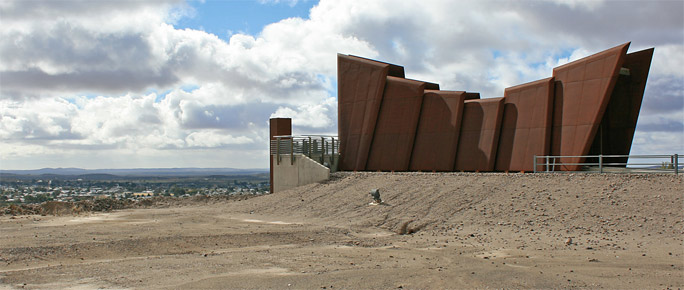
(1, 195, 257, 216)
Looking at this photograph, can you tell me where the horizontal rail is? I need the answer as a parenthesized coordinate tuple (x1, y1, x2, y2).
(533, 154, 681, 174)
(536, 154, 675, 159)
(272, 134, 339, 138)
(270, 135, 340, 170)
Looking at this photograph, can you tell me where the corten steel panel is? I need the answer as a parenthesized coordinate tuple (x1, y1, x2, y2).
(410, 90, 466, 171)
(495, 78, 554, 172)
(587, 48, 654, 165)
(366, 76, 426, 171)
(269, 118, 292, 193)
(464, 92, 480, 100)
(551, 42, 630, 171)
(454, 97, 504, 171)
(337, 54, 405, 171)
(344, 54, 406, 78)
(416, 81, 440, 90)
(270, 118, 292, 139)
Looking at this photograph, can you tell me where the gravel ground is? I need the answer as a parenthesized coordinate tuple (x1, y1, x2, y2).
(0, 172, 682, 289)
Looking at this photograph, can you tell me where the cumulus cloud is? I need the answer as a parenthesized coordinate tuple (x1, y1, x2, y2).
(0, 98, 78, 140)
(271, 96, 337, 131)
(185, 131, 253, 147)
(1, 0, 682, 168)
(258, 0, 307, 7)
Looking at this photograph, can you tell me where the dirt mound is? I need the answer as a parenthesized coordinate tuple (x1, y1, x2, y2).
(1, 172, 681, 289)
(245, 172, 683, 242)
(3, 204, 42, 216)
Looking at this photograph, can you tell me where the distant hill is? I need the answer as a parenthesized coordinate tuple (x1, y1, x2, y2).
(0, 167, 268, 177)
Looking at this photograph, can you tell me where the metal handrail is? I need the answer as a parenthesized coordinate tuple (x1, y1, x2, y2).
(276, 134, 339, 138)
(533, 154, 681, 174)
(270, 135, 340, 169)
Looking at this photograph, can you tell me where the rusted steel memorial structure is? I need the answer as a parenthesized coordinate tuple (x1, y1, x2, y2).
(337, 42, 654, 172)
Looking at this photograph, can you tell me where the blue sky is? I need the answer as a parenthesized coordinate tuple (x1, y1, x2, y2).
(0, 0, 682, 170)
(176, 0, 316, 40)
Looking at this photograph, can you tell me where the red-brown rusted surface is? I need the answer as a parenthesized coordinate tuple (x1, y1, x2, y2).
(454, 97, 504, 171)
(464, 92, 481, 100)
(587, 48, 654, 165)
(410, 90, 466, 171)
(495, 77, 554, 172)
(269, 118, 291, 193)
(418, 81, 440, 90)
(551, 42, 630, 171)
(366, 76, 426, 171)
(335, 43, 651, 173)
(337, 54, 404, 171)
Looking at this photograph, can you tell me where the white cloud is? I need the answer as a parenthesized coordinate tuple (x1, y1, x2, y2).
(0, 98, 78, 140)
(650, 44, 684, 78)
(271, 96, 337, 130)
(258, 0, 305, 7)
(632, 131, 684, 155)
(1, 0, 682, 169)
(548, 0, 605, 10)
(185, 131, 253, 147)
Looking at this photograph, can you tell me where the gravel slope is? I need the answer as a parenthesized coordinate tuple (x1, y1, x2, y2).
(249, 172, 682, 242)
(1, 172, 682, 289)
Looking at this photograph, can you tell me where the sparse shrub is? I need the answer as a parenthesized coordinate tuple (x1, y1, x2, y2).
(661, 162, 674, 169)
(41, 201, 74, 216)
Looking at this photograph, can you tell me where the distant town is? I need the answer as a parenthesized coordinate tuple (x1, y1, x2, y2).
(0, 168, 269, 205)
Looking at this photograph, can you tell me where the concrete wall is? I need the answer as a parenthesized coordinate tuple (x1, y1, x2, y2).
(272, 154, 330, 193)
(269, 118, 292, 193)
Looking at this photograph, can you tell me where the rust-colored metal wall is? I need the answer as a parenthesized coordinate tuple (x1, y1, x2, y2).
(464, 92, 481, 100)
(587, 48, 654, 165)
(410, 90, 466, 171)
(551, 42, 630, 170)
(454, 98, 504, 171)
(337, 55, 400, 171)
(335, 42, 651, 173)
(495, 78, 554, 172)
(269, 118, 291, 193)
(366, 77, 426, 171)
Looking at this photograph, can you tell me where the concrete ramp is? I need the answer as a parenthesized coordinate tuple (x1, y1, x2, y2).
(272, 154, 330, 193)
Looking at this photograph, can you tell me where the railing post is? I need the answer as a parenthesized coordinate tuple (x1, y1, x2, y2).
(290, 138, 294, 165)
(675, 154, 679, 175)
(331, 137, 336, 165)
(533, 155, 537, 173)
(599, 154, 603, 173)
(321, 137, 325, 164)
(276, 137, 280, 165)
(546, 156, 550, 172)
